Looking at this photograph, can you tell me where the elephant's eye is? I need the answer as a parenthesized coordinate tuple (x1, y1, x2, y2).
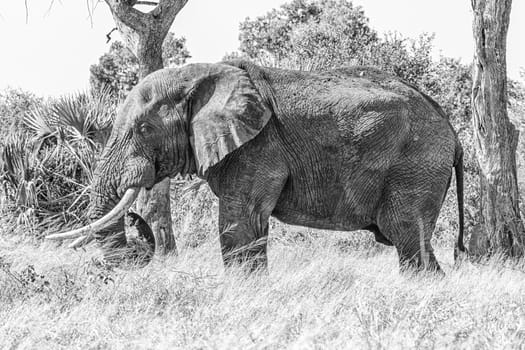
(138, 122, 154, 137)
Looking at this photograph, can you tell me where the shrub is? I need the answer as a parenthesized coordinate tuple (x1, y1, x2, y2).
(0, 88, 116, 236)
(0, 88, 43, 140)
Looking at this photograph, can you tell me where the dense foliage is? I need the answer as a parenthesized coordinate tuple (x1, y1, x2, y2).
(233, 0, 432, 86)
(238, 0, 376, 65)
(90, 33, 191, 98)
(0, 89, 116, 235)
(0, 89, 43, 140)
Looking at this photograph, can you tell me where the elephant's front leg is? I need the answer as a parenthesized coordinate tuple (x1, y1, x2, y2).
(218, 199, 270, 271)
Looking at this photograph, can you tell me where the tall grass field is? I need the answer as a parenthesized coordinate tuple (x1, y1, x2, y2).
(2, 220, 525, 349)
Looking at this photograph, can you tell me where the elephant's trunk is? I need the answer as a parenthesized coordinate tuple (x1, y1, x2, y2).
(46, 188, 140, 241)
(46, 88, 159, 266)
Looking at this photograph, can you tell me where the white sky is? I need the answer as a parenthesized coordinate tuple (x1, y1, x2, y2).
(0, 0, 523, 96)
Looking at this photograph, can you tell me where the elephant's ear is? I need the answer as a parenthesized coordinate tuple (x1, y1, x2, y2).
(190, 66, 272, 176)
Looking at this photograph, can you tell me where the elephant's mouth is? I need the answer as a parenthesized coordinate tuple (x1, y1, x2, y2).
(46, 187, 156, 266)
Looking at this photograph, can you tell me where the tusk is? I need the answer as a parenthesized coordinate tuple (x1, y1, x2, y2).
(46, 188, 140, 241)
(68, 234, 95, 249)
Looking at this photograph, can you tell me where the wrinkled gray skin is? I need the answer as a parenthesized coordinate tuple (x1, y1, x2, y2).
(89, 60, 465, 272)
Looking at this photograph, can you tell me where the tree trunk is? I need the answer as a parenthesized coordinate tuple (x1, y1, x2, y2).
(104, 0, 188, 254)
(470, 0, 525, 256)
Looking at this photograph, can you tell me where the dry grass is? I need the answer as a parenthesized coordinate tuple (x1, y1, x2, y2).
(1, 229, 525, 350)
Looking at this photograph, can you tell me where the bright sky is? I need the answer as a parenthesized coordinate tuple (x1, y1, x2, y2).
(0, 0, 523, 97)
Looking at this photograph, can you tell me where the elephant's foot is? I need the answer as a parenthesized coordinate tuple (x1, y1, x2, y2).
(399, 257, 443, 275)
(397, 248, 443, 275)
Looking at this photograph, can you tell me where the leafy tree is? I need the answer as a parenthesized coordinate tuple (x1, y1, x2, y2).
(89, 41, 138, 98)
(233, 0, 431, 86)
(90, 33, 190, 98)
(422, 58, 472, 126)
(361, 32, 434, 86)
(238, 0, 376, 65)
(238, 0, 321, 60)
(162, 33, 191, 67)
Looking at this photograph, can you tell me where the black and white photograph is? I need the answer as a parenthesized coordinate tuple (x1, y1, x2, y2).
(0, 0, 524, 348)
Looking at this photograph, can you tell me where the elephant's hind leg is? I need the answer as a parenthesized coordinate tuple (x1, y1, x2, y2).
(395, 217, 442, 273)
(377, 177, 449, 273)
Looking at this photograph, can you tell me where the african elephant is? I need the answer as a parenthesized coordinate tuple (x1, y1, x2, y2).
(48, 60, 465, 272)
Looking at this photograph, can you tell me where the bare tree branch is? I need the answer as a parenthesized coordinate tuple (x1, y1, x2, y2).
(86, 0, 93, 27)
(45, 0, 58, 17)
(24, 0, 29, 23)
(92, 0, 104, 12)
(106, 27, 118, 43)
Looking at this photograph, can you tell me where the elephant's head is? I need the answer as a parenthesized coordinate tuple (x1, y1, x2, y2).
(46, 62, 272, 264)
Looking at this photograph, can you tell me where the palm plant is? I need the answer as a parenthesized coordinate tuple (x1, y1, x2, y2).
(0, 87, 117, 236)
(0, 131, 40, 231)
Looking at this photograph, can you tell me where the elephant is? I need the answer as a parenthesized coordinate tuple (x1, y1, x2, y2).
(47, 60, 465, 273)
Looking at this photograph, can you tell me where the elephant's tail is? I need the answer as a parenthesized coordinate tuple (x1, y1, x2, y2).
(454, 144, 466, 258)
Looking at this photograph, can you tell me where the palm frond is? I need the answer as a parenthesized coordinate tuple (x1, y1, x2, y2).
(24, 106, 57, 140)
(51, 93, 98, 146)
(0, 132, 32, 188)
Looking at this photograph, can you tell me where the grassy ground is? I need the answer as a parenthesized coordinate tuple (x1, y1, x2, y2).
(1, 229, 525, 350)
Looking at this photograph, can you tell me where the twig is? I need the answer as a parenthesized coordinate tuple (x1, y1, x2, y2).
(106, 27, 118, 43)
(86, 0, 93, 27)
(85, 0, 103, 27)
(93, 0, 103, 11)
(24, 0, 29, 24)
(0, 257, 25, 286)
(45, 0, 56, 17)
